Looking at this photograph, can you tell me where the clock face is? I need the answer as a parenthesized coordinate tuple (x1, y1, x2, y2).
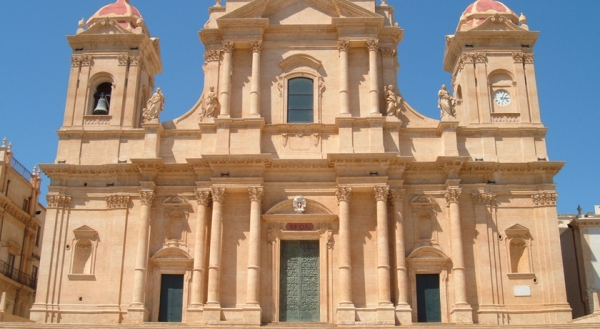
(494, 90, 511, 106)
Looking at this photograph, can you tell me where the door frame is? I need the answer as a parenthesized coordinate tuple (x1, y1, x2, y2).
(158, 274, 185, 322)
(150, 247, 193, 323)
(265, 215, 336, 324)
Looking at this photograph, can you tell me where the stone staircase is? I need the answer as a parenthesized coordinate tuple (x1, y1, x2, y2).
(0, 324, 599, 329)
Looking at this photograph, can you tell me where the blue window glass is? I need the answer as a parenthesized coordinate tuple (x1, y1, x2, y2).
(288, 78, 313, 123)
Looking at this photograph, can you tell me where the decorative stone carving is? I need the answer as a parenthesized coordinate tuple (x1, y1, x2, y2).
(327, 231, 334, 249)
(195, 190, 211, 206)
(367, 39, 379, 52)
(211, 187, 226, 203)
(512, 52, 524, 63)
(374, 186, 389, 202)
(106, 195, 130, 209)
(335, 187, 352, 204)
(474, 52, 487, 63)
(199, 86, 220, 120)
(380, 48, 397, 58)
(445, 188, 462, 204)
(142, 88, 165, 123)
(523, 53, 534, 63)
(531, 192, 557, 207)
(293, 195, 307, 214)
(389, 189, 406, 203)
(384, 85, 403, 118)
(249, 187, 264, 203)
(81, 55, 92, 66)
(204, 50, 221, 63)
(46, 195, 72, 209)
(129, 56, 140, 66)
(139, 190, 155, 206)
(471, 193, 496, 206)
(438, 84, 456, 120)
(118, 55, 129, 66)
(337, 40, 349, 52)
(222, 41, 235, 53)
(71, 56, 82, 67)
(251, 41, 262, 53)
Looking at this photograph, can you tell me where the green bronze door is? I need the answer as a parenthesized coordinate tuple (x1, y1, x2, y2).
(280, 240, 320, 322)
(158, 274, 184, 322)
(416, 274, 441, 323)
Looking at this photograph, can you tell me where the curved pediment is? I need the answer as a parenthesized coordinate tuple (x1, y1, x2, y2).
(279, 54, 322, 71)
(266, 198, 333, 215)
(151, 247, 192, 261)
(407, 246, 450, 262)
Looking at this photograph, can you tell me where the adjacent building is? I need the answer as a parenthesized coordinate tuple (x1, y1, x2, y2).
(32, 0, 572, 326)
(0, 139, 45, 321)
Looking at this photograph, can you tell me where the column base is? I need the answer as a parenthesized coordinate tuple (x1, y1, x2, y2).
(186, 305, 204, 324)
(123, 306, 149, 324)
(451, 304, 473, 324)
(218, 114, 231, 119)
(247, 113, 261, 119)
(395, 303, 413, 325)
(203, 304, 222, 325)
(242, 304, 262, 326)
(338, 113, 352, 118)
(370, 112, 383, 117)
(337, 304, 356, 325)
(376, 303, 395, 325)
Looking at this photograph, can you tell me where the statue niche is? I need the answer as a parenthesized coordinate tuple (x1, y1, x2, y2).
(162, 196, 192, 250)
(411, 195, 440, 248)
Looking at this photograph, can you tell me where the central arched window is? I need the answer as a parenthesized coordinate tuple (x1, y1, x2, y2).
(287, 78, 314, 123)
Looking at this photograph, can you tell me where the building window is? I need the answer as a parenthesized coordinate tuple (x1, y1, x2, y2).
(31, 265, 38, 280)
(92, 82, 112, 115)
(7, 254, 15, 269)
(35, 226, 41, 246)
(287, 78, 314, 123)
(22, 198, 30, 213)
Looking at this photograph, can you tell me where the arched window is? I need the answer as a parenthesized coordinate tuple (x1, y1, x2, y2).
(92, 82, 112, 115)
(287, 78, 314, 123)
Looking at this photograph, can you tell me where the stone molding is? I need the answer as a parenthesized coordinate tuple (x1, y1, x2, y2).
(248, 187, 264, 203)
(47, 195, 72, 209)
(389, 189, 406, 203)
(471, 193, 496, 205)
(513, 52, 535, 64)
(211, 187, 226, 203)
(531, 192, 557, 207)
(380, 48, 397, 58)
(195, 189, 212, 206)
(445, 188, 462, 205)
(335, 186, 352, 204)
(222, 41, 235, 53)
(204, 50, 221, 63)
(367, 39, 379, 52)
(139, 190, 155, 206)
(337, 40, 349, 52)
(106, 195, 130, 209)
(374, 186, 389, 202)
(250, 41, 262, 53)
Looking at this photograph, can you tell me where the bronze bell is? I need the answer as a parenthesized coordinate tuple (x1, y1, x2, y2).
(93, 95, 109, 115)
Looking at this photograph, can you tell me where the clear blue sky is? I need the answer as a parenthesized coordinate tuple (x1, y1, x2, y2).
(0, 1, 597, 214)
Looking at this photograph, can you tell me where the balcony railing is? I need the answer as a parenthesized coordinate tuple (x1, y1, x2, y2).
(0, 259, 37, 290)
(10, 156, 32, 181)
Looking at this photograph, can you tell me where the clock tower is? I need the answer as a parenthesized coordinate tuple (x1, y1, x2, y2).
(444, 0, 541, 127)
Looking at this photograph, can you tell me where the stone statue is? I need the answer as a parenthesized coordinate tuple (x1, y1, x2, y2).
(384, 85, 403, 117)
(200, 86, 220, 120)
(142, 88, 165, 123)
(438, 84, 456, 119)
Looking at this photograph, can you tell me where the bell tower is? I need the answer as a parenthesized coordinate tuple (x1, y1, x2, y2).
(444, 0, 540, 127)
(60, 0, 162, 131)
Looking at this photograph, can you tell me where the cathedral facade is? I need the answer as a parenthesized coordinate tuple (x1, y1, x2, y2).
(32, 0, 572, 326)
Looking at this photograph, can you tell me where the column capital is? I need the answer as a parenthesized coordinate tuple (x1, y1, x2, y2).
(380, 47, 397, 58)
(367, 39, 379, 52)
(46, 195, 72, 209)
(445, 187, 462, 205)
(196, 189, 212, 206)
(139, 190, 155, 206)
(337, 40, 350, 52)
(211, 187, 227, 203)
(251, 41, 263, 53)
(106, 195, 131, 209)
(374, 186, 389, 202)
(531, 192, 557, 207)
(204, 50, 221, 63)
(389, 189, 406, 203)
(471, 193, 496, 206)
(222, 41, 235, 53)
(336, 186, 352, 204)
(248, 187, 264, 203)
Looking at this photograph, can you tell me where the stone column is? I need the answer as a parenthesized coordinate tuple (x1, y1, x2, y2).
(206, 187, 226, 305)
(374, 186, 392, 304)
(130, 188, 154, 309)
(336, 186, 355, 324)
(338, 40, 350, 116)
(219, 41, 235, 117)
(367, 39, 381, 116)
(445, 187, 473, 323)
(249, 41, 262, 118)
(246, 187, 264, 305)
(190, 189, 211, 308)
(390, 189, 412, 324)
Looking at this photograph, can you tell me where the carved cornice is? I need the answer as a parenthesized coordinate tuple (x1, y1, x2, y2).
(531, 192, 557, 207)
(139, 190, 155, 206)
(204, 50, 221, 63)
(0, 195, 38, 229)
(251, 41, 263, 53)
(471, 193, 496, 205)
(335, 187, 352, 204)
(106, 195, 130, 209)
(47, 195, 72, 209)
(337, 40, 349, 52)
(196, 189, 212, 206)
(211, 187, 226, 203)
(374, 186, 390, 202)
(445, 188, 462, 205)
(248, 187, 264, 203)
(367, 39, 379, 52)
(389, 189, 406, 203)
(222, 41, 235, 54)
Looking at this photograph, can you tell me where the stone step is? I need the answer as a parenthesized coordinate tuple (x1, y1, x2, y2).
(0, 324, 599, 329)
